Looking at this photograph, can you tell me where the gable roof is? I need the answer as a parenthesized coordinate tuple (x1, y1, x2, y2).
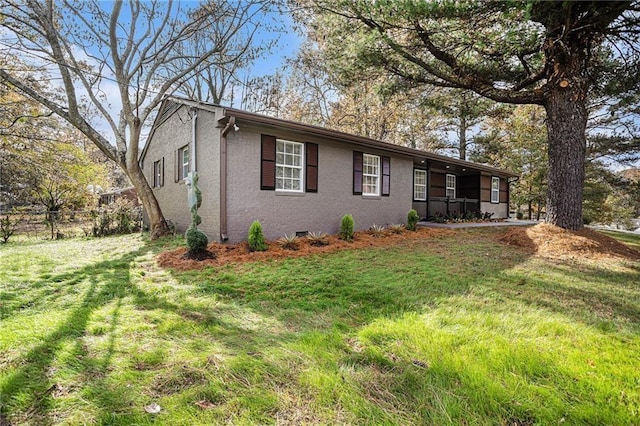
(142, 97, 518, 178)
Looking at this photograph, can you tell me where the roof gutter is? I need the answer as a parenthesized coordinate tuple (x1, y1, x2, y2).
(218, 116, 236, 242)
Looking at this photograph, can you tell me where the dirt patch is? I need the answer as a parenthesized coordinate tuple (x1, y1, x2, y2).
(158, 227, 451, 271)
(499, 223, 640, 261)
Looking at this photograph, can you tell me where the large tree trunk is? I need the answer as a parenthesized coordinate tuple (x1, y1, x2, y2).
(126, 160, 169, 239)
(544, 86, 587, 230)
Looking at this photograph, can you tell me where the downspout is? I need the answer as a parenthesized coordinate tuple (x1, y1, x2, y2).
(219, 116, 236, 242)
(191, 108, 197, 173)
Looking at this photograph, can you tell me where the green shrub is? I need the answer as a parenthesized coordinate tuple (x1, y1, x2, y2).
(186, 227, 208, 252)
(248, 220, 268, 251)
(407, 209, 419, 231)
(340, 214, 354, 241)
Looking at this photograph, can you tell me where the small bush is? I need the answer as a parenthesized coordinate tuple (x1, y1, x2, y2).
(407, 209, 419, 231)
(516, 211, 524, 220)
(340, 214, 354, 241)
(186, 227, 208, 252)
(278, 234, 298, 250)
(306, 231, 329, 246)
(369, 224, 385, 238)
(248, 220, 268, 252)
(388, 224, 405, 234)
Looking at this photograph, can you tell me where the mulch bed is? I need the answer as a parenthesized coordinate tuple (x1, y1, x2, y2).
(499, 223, 640, 261)
(157, 227, 451, 271)
(157, 223, 640, 271)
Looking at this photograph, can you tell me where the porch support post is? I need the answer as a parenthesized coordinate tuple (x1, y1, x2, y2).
(426, 160, 430, 220)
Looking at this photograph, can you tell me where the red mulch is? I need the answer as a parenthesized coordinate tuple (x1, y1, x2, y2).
(499, 223, 640, 261)
(157, 227, 451, 271)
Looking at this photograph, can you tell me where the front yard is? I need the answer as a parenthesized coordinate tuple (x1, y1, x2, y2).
(1, 228, 639, 425)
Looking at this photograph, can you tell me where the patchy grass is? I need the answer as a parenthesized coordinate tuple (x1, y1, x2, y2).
(1, 229, 639, 425)
(601, 229, 640, 250)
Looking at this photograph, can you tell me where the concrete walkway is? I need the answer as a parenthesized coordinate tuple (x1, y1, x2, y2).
(418, 219, 539, 229)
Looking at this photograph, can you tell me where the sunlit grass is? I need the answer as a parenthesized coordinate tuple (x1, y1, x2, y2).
(1, 229, 639, 424)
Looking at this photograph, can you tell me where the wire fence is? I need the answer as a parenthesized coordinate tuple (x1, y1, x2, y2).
(0, 204, 144, 242)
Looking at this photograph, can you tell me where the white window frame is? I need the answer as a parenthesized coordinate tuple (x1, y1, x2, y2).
(491, 176, 500, 203)
(362, 153, 380, 196)
(179, 145, 190, 181)
(153, 160, 163, 188)
(414, 169, 427, 201)
(446, 174, 456, 199)
(275, 139, 304, 192)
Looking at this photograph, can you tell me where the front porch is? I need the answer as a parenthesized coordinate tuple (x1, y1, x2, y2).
(411, 155, 515, 221)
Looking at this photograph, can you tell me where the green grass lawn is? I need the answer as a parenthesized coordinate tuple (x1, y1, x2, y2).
(1, 228, 639, 425)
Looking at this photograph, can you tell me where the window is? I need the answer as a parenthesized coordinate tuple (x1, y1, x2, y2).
(261, 135, 317, 193)
(491, 176, 500, 203)
(153, 159, 164, 188)
(353, 152, 390, 196)
(275, 139, 304, 192)
(414, 169, 427, 201)
(362, 154, 380, 196)
(446, 174, 456, 199)
(178, 145, 190, 181)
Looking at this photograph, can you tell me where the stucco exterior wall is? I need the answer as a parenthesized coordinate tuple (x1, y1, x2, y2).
(224, 124, 414, 243)
(480, 202, 509, 219)
(142, 105, 221, 240)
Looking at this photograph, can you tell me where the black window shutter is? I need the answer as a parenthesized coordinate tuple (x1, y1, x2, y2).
(306, 142, 318, 193)
(382, 156, 390, 196)
(261, 134, 276, 190)
(353, 151, 363, 195)
(161, 157, 165, 187)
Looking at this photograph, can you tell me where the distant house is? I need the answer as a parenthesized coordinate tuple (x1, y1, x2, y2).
(98, 187, 139, 207)
(140, 98, 516, 243)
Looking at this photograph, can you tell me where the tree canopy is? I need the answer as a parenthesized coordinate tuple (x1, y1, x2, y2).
(0, 0, 275, 238)
(299, 0, 640, 229)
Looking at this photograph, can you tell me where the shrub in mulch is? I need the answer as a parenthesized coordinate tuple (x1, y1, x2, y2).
(499, 223, 640, 261)
(157, 227, 451, 271)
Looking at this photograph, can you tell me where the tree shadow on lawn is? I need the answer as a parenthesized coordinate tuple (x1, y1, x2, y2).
(0, 242, 290, 425)
(498, 259, 640, 330)
(164, 230, 640, 424)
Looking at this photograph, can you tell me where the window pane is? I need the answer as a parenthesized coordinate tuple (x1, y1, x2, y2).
(275, 139, 304, 192)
